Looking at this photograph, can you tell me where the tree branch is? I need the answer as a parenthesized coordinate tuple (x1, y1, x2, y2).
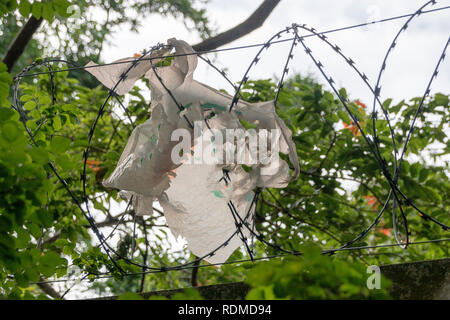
(38, 277, 63, 300)
(192, 0, 280, 52)
(3, 1, 279, 72)
(191, 258, 201, 287)
(2, 16, 43, 72)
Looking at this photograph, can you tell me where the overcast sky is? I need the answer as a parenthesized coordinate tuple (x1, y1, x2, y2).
(102, 0, 450, 105)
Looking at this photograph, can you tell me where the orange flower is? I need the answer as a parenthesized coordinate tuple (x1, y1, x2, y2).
(343, 121, 360, 136)
(364, 195, 379, 211)
(86, 160, 102, 172)
(133, 53, 142, 58)
(342, 99, 367, 136)
(355, 99, 367, 109)
(378, 228, 391, 236)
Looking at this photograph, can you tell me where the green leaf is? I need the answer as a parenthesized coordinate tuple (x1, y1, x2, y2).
(28, 224, 42, 239)
(62, 246, 72, 255)
(40, 252, 63, 268)
(117, 292, 144, 300)
(16, 227, 31, 249)
(410, 163, 421, 178)
(18, 0, 31, 17)
(20, 94, 33, 102)
(433, 93, 449, 106)
(0, 216, 12, 233)
(24, 268, 40, 283)
(0, 107, 15, 123)
(148, 295, 169, 300)
(31, 2, 43, 19)
(1, 121, 20, 142)
(337, 109, 350, 124)
(55, 153, 75, 171)
(38, 95, 52, 106)
(24, 100, 37, 110)
(36, 209, 53, 228)
(382, 98, 392, 109)
(171, 288, 203, 300)
(42, 2, 54, 21)
(52, 115, 62, 130)
(418, 168, 429, 183)
(50, 136, 71, 153)
(53, 0, 71, 17)
(29, 147, 49, 165)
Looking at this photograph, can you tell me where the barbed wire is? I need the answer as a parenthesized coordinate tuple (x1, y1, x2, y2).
(30, 238, 450, 285)
(10, 0, 450, 290)
(13, 5, 450, 79)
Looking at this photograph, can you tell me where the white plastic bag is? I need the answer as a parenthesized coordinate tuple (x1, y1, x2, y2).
(86, 38, 299, 263)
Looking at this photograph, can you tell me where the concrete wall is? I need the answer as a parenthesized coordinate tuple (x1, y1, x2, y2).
(98, 258, 450, 300)
(380, 258, 449, 299)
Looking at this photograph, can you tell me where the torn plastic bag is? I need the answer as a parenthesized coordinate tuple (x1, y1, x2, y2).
(85, 38, 299, 264)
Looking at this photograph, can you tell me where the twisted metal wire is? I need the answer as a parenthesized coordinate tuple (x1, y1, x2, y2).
(10, 1, 450, 283)
(30, 237, 450, 285)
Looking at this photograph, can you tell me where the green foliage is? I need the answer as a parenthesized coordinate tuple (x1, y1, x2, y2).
(0, 0, 18, 16)
(117, 288, 203, 300)
(0, 1, 449, 297)
(117, 292, 144, 300)
(245, 244, 391, 300)
(236, 76, 449, 266)
(171, 288, 203, 300)
(1, 65, 448, 299)
(0, 62, 69, 297)
(1, 0, 211, 76)
(117, 245, 391, 300)
(1, 0, 72, 21)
